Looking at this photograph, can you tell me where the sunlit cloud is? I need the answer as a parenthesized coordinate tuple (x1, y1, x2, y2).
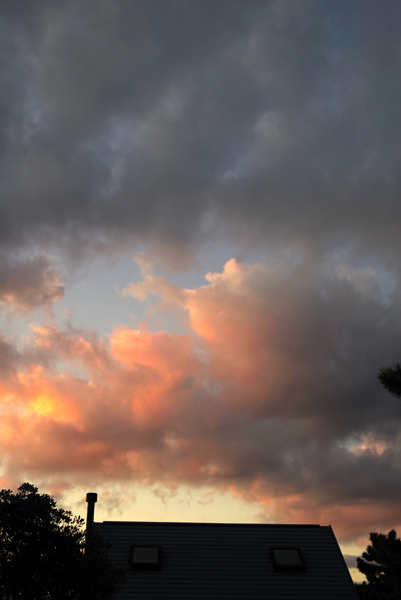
(1, 258, 401, 544)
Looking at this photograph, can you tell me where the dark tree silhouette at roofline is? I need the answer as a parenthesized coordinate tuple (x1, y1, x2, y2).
(0, 483, 124, 600)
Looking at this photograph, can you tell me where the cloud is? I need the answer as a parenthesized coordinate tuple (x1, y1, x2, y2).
(1, 0, 401, 551)
(343, 554, 358, 569)
(1, 259, 401, 541)
(0, 1, 400, 265)
(0, 253, 64, 312)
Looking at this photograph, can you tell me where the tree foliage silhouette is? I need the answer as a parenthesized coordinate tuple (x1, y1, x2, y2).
(0, 483, 124, 600)
(355, 530, 401, 599)
(377, 363, 401, 399)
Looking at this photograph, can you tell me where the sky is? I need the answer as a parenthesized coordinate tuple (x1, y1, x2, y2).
(1, 0, 401, 582)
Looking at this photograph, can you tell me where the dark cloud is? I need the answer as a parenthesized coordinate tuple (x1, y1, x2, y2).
(0, 253, 64, 311)
(0, 1, 400, 264)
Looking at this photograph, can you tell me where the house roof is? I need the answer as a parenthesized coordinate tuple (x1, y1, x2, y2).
(93, 520, 358, 599)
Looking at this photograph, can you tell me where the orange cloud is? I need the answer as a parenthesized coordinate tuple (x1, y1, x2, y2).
(18, 366, 80, 424)
(1, 258, 401, 548)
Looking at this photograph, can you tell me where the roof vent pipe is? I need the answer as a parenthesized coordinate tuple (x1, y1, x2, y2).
(86, 492, 97, 533)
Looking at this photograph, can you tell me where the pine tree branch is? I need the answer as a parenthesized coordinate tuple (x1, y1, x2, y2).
(377, 363, 401, 399)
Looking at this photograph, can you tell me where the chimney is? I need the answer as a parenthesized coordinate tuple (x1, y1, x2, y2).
(86, 492, 97, 533)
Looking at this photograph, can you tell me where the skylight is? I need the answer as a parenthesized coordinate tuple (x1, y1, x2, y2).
(129, 545, 162, 569)
(269, 547, 306, 571)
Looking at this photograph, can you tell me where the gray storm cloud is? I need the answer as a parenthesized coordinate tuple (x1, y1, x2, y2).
(0, 253, 64, 311)
(0, 0, 400, 265)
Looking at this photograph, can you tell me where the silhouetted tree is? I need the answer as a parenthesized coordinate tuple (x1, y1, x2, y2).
(0, 483, 124, 600)
(355, 530, 401, 599)
(377, 363, 401, 399)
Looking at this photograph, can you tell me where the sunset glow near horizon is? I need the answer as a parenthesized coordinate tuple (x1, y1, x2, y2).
(1, 0, 401, 583)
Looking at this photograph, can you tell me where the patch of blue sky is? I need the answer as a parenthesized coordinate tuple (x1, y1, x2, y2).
(55, 253, 144, 337)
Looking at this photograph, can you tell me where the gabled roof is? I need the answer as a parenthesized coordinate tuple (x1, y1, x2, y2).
(94, 520, 358, 599)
